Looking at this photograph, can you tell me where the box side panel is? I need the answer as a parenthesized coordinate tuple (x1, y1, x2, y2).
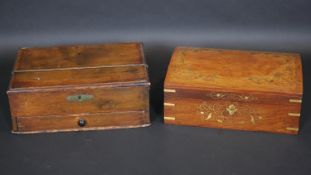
(164, 88, 302, 134)
(7, 93, 19, 131)
(15, 111, 149, 133)
(8, 85, 149, 118)
(144, 86, 150, 124)
(15, 43, 145, 71)
(10, 65, 148, 89)
(295, 55, 303, 95)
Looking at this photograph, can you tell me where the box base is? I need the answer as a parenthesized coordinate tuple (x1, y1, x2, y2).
(12, 123, 151, 134)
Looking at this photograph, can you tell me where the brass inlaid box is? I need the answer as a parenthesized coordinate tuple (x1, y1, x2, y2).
(164, 47, 303, 134)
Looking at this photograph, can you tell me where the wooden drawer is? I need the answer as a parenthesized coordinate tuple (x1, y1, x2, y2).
(9, 86, 148, 117)
(15, 111, 149, 133)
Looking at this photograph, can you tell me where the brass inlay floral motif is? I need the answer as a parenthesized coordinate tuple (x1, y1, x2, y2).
(226, 104, 237, 115)
(198, 101, 263, 124)
(206, 93, 257, 102)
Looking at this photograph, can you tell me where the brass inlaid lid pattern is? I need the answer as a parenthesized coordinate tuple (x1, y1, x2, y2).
(166, 48, 302, 95)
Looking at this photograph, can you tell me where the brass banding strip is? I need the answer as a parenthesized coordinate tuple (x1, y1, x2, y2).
(164, 103, 175, 107)
(289, 99, 302, 103)
(286, 127, 299, 131)
(14, 64, 148, 72)
(164, 89, 176, 93)
(164, 116, 176, 120)
(288, 113, 300, 117)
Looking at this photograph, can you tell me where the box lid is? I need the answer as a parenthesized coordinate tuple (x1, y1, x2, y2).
(165, 47, 303, 96)
(9, 43, 149, 91)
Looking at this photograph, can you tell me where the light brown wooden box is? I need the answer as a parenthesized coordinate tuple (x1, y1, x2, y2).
(164, 47, 303, 134)
(7, 43, 150, 134)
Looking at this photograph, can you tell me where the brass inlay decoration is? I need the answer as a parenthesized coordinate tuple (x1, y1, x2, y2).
(217, 119, 223, 123)
(250, 115, 256, 125)
(286, 127, 299, 131)
(215, 93, 225, 98)
(173, 49, 297, 90)
(164, 89, 176, 93)
(289, 99, 302, 103)
(164, 116, 176, 121)
(198, 101, 263, 124)
(288, 113, 300, 117)
(226, 104, 237, 116)
(206, 93, 257, 102)
(164, 103, 175, 107)
(203, 113, 212, 120)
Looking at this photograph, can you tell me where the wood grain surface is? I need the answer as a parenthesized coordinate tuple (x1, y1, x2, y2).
(15, 111, 149, 133)
(165, 47, 302, 95)
(10, 65, 148, 89)
(164, 47, 303, 134)
(8, 43, 150, 133)
(9, 86, 148, 117)
(15, 43, 144, 70)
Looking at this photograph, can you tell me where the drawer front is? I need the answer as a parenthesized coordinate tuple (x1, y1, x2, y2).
(15, 111, 149, 133)
(164, 97, 301, 134)
(9, 86, 149, 117)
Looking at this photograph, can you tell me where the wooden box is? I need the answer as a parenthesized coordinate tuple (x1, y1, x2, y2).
(164, 47, 303, 134)
(7, 43, 150, 134)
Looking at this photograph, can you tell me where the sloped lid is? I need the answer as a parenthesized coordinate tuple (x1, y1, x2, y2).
(165, 47, 303, 95)
(9, 43, 149, 91)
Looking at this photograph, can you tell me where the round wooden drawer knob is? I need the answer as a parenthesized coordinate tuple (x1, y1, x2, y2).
(78, 119, 87, 127)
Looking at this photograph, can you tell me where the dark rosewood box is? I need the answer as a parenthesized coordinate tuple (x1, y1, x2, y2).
(7, 43, 150, 134)
(164, 47, 303, 134)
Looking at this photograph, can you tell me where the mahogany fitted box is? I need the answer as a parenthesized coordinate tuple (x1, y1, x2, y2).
(164, 47, 303, 134)
(7, 43, 150, 134)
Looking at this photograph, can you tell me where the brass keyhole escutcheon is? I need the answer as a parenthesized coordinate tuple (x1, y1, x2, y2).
(67, 94, 94, 102)
(226, 104, 237, 116)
